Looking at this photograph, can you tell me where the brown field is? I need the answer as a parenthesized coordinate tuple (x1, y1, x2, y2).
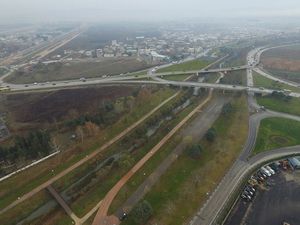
(261, 45, 300, 82)
(0, 86, 137, 143)
(262, 58, 300, 73)
(1, 86, 135, 125)
(5, 57, 151, 84)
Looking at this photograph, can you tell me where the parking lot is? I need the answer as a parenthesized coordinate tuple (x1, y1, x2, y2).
(225, 161, 300, 225)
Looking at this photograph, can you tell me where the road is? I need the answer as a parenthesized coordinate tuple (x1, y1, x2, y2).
(0, 29, 82, 67)
(2, 43, 300, 225)
(249, 43, 300, 88)
(189, 95, 300, 225)
(253, 67, 300, 88)
(190, 145, 300, 225)
(0, 91, 180, 215)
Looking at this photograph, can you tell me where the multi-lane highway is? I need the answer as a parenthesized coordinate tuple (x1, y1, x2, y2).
(2, 43, 300, 225)
(2, 44, 300, 102)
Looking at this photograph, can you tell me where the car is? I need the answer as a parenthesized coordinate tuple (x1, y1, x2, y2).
(119, 212, 127, 221)
(265, 165, 275, 175)
(241, 193, 251, 201)
(243, 193, 252, 201)
(244, 188, 254, 196)
(246, 185, 256, 192)
(257, 171, 267, 179)
(261, 167, 272, 177)
(269, 163, 280, 172)
(52, 83, 56, 85)
(33, 82, 38, 85)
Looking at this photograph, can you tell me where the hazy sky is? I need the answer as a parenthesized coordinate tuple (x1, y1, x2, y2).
(1, 0, 300, 23)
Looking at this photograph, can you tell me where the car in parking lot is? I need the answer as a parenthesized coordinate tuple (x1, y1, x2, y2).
(265, 165, 275, 175)
(261, 167, 272, 177)
(257, 170, 267, 179)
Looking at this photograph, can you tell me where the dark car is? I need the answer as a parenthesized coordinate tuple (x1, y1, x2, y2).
(119, 212, 127, 221)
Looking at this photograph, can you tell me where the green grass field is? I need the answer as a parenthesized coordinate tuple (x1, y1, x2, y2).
(253, 118, 300, 155)
(122, 95, 249, 225)
(204, 73, 220, 83)
(157, 60, 210, 73)
(221, 70, 247, 86)
(163, 74, 191, 81)
(253, 72, 300, 93)
(257, 96, 300, 117)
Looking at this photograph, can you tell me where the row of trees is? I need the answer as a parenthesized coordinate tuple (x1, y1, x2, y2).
(0, 130, 52, 165)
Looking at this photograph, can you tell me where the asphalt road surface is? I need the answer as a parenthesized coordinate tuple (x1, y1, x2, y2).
(224, 171, 300, 225)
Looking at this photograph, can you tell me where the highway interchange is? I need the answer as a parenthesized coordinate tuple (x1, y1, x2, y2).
(1, 43, 300, 225)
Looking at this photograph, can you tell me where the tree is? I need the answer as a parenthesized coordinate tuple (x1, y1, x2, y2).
(117, 153, 134, 169)
(205, 128, 217, 142)
(84, 122, 99, 137)
(132, 200, 153, 224)
(75, 126, 84, 143)
(187, 144, 202, 159)
(222, 103, 233, 116)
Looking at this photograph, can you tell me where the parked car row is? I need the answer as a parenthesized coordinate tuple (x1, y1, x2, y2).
(241, 162, 281, 202)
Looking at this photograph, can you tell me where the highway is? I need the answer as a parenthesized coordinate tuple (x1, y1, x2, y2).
(0, 29, 82, 67)
(190, 105, 300, 225)
(2, 43, 300, 225)
(188, 46, 300, 224)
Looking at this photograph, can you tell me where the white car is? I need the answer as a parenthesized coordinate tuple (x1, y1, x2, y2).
(265, 165, 275, 175)
(261, 167, 272, 177)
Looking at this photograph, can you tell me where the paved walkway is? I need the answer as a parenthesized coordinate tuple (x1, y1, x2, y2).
(47, 185, 80, 224)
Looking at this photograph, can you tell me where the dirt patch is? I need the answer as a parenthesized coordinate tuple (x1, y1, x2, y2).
(5, 57, 151, 84)
(269, 135, 290, 145)
(262, 57, 300, 73)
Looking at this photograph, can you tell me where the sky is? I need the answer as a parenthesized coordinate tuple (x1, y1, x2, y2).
(1, 0, 300, 24)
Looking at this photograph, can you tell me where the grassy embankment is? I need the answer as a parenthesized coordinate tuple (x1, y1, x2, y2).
(253, 72, 300, 93)
(221, 70, 247, 86)
(122, 94, 249, 225)
(253, 118, 300, 155)
(257, 96, 300, 117)
(156, 59, 211, 81)
(157, 60, 210, 73)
